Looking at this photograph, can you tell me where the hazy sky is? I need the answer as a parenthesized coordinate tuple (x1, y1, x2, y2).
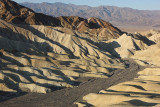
(12, 0, 160, 10)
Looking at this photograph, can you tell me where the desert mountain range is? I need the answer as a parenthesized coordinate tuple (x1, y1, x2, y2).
(21, 2, 160, 29)
(0, 0, 160, 107)
(0, 0, 122, 40)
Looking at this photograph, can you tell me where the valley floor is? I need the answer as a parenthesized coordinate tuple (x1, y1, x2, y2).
(117, 25, 160, 33)
(0, 59, 145, 107)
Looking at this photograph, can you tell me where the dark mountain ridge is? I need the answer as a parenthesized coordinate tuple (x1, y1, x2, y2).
(0, 0, 122, 40)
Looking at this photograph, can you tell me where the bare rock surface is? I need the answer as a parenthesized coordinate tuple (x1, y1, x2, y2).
(132, 43, 160, 66)
(77, 67, 160, 107)
(101, 33, 155, 58)
(0, 1, 160, 107)
(140, 29, 160, 43)
(0, 19, 124, 94)
(0, 0, 122, 41)
(0, 59, 144, 107)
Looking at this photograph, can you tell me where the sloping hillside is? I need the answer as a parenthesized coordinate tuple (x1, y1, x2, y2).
(103, 33, 155, 58)
(0, 0, 160, 107)
(0, 19, 125, 93)
(77, 68, 160, 107)
(0, 0, 122, 41)
(21, 2, 160, 27)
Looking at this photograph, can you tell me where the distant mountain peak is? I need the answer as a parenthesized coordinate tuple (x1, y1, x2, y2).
(21, 2, 160, 27)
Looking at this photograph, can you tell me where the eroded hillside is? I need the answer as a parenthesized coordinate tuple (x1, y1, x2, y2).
(0, 19, 125, 93)
(0, 0, 122, 41)
(0, 0, 160, 107)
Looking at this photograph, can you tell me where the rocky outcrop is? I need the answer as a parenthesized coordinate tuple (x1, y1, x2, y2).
(101, 33, 155, 58)
(0, 19, 124, 93)
(0, 0, 122, 41)
(0, 0, 60, 26)
(131, 43, 160, 66)
(140, 29, 160, 43)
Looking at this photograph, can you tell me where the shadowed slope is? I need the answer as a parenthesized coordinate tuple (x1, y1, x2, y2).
(0, 19, 125, 93)
(0, 0, 122, 41)
(100, 33, 155, 58)
(77, 68, 160, 107)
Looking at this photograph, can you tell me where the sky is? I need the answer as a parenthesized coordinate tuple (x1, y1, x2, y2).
(12, 0, 160, 10)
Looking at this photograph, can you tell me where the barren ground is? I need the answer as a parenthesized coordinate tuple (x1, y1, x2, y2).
(0, 59, 145, 107)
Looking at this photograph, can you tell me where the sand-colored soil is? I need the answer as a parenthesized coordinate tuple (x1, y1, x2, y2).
(0, 19, 124, 93)
(77, 68, 160, 107)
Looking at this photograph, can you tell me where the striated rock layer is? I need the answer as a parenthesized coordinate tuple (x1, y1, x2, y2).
(76, 30, 160, 107)
(0, 19, 124, 93)
(0, 0, 122, 41)
(1, 1, 160, 106)
(132, 43, 160, 66)
(101, 33, 155, 58)
(140, 29, 160, 43)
